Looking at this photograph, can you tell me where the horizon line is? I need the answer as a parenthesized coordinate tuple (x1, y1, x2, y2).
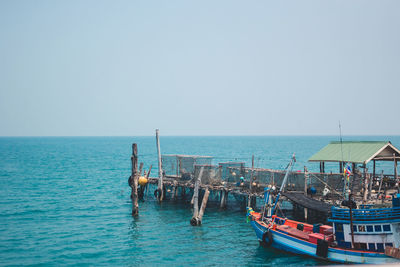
(0, 134, 399, 138)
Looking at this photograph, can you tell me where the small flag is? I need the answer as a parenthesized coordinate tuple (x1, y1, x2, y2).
(344, 165, 352, 175)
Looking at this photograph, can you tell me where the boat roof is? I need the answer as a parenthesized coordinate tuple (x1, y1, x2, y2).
(308, 141, 400, 164)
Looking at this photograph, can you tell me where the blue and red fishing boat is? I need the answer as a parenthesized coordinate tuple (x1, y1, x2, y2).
(248, 155, 400, 264)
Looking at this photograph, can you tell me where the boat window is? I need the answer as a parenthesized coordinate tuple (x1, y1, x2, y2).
(376, 243, 384, 252)
(383, 225, 391, 231)
(366, 225, 373, 232)
(374, 225, 382, 232)
(358, 225, 366, 232)
(368, 243, 375, 251)
(358, 243, 367, 250)
(352, 225, 357, 232)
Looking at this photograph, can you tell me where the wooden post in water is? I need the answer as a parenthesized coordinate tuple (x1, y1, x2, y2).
(197, 188, 210, 225)
(181, 186, 186, 200)
(191, 167, 204, 226)
(220, 189, 228, 209)
(156, 129, 164, 202)
(171, 180, 178, 201)
(131, 143, 139, 216)
(304, 166, 308, 221)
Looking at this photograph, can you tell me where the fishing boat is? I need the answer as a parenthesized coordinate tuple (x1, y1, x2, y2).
(248, 155, 400, 264)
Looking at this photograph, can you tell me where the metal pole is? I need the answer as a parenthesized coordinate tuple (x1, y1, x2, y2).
(271, 154, 296, 216)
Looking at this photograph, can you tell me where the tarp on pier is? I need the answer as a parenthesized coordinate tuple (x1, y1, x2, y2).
(282, 192, 332, 214)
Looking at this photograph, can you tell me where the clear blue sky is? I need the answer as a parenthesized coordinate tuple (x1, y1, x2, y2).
(0, 0, 399, 136)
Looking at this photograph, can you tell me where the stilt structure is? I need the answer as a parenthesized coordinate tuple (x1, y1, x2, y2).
(127, 138, 400, 226)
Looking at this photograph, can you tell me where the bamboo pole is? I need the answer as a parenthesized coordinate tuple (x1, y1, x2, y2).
(131, 143, 139, 216)
(156, 129, 164, 202)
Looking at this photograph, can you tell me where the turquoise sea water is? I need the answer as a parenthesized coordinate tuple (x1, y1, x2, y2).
(1, 136, 399, 266)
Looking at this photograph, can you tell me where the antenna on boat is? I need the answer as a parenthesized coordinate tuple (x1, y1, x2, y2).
(339, 121, 349, 200)
(339, 122, 356, 248)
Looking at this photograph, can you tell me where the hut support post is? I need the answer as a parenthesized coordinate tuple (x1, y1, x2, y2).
(156, 129, 164, 202)
(373, 160, 376, 183)
(339, 162, 343, 174)
(362, 164, 368, 205)
(131, 143, 139, 216)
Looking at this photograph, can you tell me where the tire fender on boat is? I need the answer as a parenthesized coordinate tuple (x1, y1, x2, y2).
(261, 230, 273, 247)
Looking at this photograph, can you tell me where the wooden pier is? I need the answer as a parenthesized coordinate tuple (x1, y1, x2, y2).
(128, 133, 400, 226)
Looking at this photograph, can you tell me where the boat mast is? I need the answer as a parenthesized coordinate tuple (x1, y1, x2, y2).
(271, 154, 296, 216)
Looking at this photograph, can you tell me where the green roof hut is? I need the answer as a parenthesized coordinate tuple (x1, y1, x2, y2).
(308, 141, 400, 200)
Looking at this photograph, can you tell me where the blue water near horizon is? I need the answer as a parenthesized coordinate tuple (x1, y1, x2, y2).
(0, 136, 399, 266)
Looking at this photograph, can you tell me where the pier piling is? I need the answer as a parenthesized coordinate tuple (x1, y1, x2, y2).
(130, 143, 139, 216)
(220, 189, 228, 209)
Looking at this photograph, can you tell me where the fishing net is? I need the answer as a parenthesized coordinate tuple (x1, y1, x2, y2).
(161, 154, 213, 179)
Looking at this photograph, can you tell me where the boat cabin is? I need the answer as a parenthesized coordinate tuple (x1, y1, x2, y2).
(329, 194, 400, 252)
